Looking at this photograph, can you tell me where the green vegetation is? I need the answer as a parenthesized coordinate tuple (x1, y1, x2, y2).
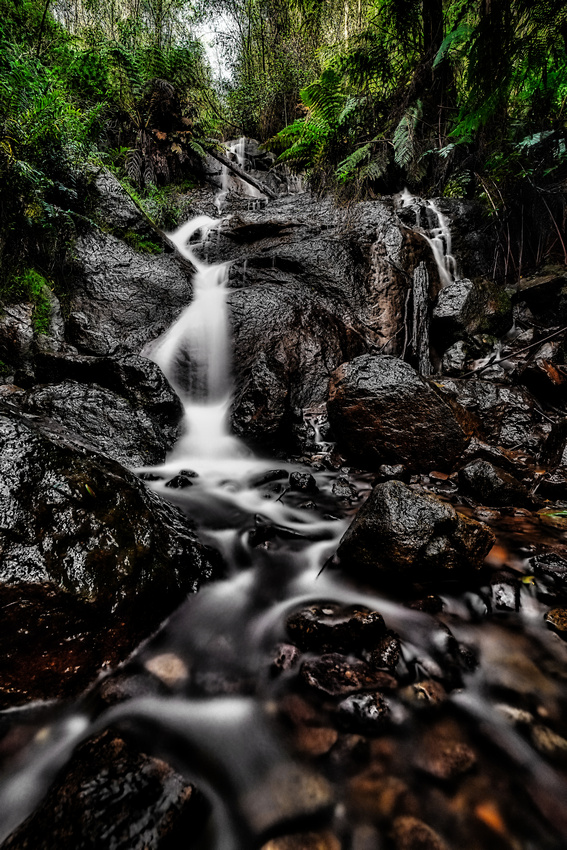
(0, 0, 565, 289)
(2, 268, 53, 333)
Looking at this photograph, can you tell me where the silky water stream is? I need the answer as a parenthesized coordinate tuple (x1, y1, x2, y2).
(1, 216, 567, 849)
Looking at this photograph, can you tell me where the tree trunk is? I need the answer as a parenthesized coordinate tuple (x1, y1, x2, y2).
(205, 148, 279, 200)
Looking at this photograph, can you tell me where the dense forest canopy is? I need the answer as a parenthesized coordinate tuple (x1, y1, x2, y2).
(1, 0, 566, 292)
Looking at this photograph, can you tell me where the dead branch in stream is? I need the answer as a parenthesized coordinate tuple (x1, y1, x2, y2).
(205, 147, 279, 200)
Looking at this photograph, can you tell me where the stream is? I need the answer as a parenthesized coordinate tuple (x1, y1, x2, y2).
(1, 184, 567, 849)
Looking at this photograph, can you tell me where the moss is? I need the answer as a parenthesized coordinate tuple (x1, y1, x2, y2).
(122, 231, 163, 255)
(0, 268, 53, 334)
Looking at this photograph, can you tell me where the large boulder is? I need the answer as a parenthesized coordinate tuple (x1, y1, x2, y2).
(4, 352, 183, 468)
(432, 278, 512, 346)
(327, 355, 475, 471)
(458, 460, 532, 507)
(435, 378, 547, 452)
(67, 230, 193, 356)
(336, 480, 494, 584)
(0, 413, 213, 706)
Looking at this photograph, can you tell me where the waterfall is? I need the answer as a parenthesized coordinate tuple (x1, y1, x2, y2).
(399, 189, 457, 287)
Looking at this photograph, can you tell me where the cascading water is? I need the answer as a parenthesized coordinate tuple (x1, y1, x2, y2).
(2, 191, 567, 848)
(399, 188, 458, 287)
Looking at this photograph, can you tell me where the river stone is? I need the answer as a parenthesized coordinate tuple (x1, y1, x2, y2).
(10, 381, 168, 468)
(432, 278, 512, 345)
(436, 378, 542, 451)
(286, 604, 385, 654)
(67, 229, 193, 356)
(0, 731, 207, 850)
(458, 459, 532, 507)
(390, 816, 450, 850)
(0, 412, 212, 706)
(327, 355, 474, 471)
(301, 654, 397, 696)
(336, 480, 494, 583)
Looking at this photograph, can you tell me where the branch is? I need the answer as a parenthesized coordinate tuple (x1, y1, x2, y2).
(205, 147, 279, 200)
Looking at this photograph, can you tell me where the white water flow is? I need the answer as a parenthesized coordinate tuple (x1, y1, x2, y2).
(2, 209, 567, 847)
(399, 189, 457, 287)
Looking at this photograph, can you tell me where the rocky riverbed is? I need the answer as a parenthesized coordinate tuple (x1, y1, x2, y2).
(1, 168, 567, 849)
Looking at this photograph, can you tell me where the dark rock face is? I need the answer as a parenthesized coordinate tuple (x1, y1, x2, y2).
(327, 355, 474, 471)
(0, 413, 212, 706)
(432, 278, 512, 346)
(458, 459, 531, 507)
(87, 166, 156, 238)
(1, 732, 207, 850)
(9, 381, 166, 468)
(67, 230, 193, 356)
(286, 604, 385, 654)
(301, 653, 396, 696)
(337, 480, 494, 583)
(436, 378, 544, 451)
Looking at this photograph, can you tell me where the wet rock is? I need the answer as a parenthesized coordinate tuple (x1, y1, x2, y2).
(400, 680, 447, 706)
(458, 437, 528, 477)
(414, 736, 476, 780)
(165, 472, 195, 489)
(272, 644, 301, 673)
(286, 604, 385, 654)
(289, 471, 318, 493)
(328, 355, 474, 472)
(300, 654, 397, 696)
(432, 278, 512, 346)
(458, 459, 531, 507)
(88, 166, 155, 238)
(441, 340, 468, 375)
(337, 480, 494, 584)
(292, 727, 339, 757)
(251, 469, 289, 487)
(530, 553, 567, 593)
(6, 380, 170, 468)
(363, 632, 401, 670)
(491, 578, 521, 612)
(390, 816, 450, 850)
(67, 229, 193, 356)
(261, 831, 341, 850)
(0, 304, 34, 367)
(435, 377, 543, 451)
(544, 607, 567, 635)
(34, 352, 183, 442)
(331, 476, 358, 500)
(539, 418, 567, 468)
(536, 467, 567, 500)
(335, 692, 390, 734)
(347, 771, 416, 822)
(0, 731, 207, 850)
(0, 413, 212, 706)
(376, 463, 410, 482)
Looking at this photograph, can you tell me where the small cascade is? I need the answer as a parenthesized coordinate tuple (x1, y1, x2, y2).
(215, 137, 263, 214)
(399, 189, 457, 287)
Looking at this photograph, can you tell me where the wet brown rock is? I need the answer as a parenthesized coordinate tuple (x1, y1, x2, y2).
(0, 413, 212, 707)
(286, 604, 385, 654)
(364, 632, 401, 669)
(544, 607, 567, 634)
(261, 831, 341, 850)
(458, 459, 531, 507)
(327, 355, 474, 472)
(292, 726, 339, 757)
(1, 732, 207, 850)
(336, 480, 494, 584)
(390, 816, 450, 850)
(301, 654, 397, 696)
(432, 277, 512, 345)
(400, 680, 447, 706)
(335, 692, 390, 734)
(413, 722, 477, 780)
(347, 772, 416, 822)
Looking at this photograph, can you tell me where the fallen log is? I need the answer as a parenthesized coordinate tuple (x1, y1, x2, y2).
(205, 147, 279, 200)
